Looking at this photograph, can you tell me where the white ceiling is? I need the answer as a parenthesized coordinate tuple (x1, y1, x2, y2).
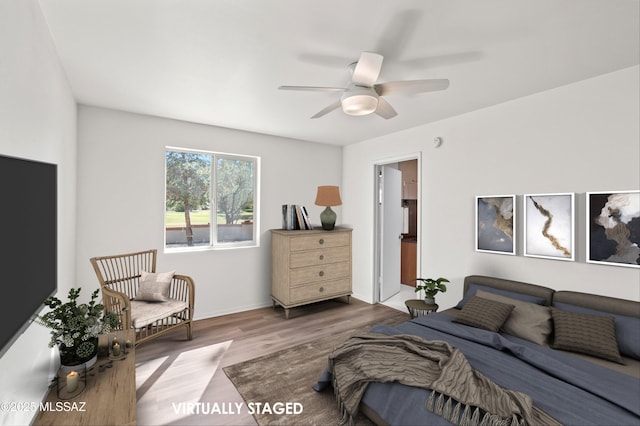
(38, 0, 639, 146)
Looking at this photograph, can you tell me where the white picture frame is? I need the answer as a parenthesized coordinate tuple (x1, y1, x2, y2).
(475, 195, 516, 255)
(524, 193, 575, 261)
(586, 190, 640, 268)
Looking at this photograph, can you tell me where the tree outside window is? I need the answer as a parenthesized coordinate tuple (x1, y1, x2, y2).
(217, 157, 254, 223)
(165, 149, 258, 249)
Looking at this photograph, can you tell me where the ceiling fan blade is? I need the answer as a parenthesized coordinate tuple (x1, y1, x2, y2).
(375, 79, 449, 96)
(352, 51, 384, 86)
(375, 97, 398, 119)
(311, 100, 342, 119)
(279, 86, 346, 92)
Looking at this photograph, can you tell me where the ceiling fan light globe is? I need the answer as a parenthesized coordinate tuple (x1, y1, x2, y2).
(341, 86, 379, 116)
(342, 95, 378, 115)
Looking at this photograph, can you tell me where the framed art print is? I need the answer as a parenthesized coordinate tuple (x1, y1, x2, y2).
(524, 193, 574, 261)
(587, 190, 640, 268)
(476, 195, 516, 255)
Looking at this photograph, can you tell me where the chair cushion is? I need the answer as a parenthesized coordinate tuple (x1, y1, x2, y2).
(137, 270, 175, 302)
(130, 299, 187, 329)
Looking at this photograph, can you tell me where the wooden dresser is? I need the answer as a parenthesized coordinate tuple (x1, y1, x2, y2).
(270, 227, 352, 318)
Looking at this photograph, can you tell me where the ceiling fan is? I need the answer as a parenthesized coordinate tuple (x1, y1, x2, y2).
(279, 51, 449, 119)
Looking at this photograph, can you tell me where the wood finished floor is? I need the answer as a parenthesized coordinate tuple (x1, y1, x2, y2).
(135, 298, 410, 425)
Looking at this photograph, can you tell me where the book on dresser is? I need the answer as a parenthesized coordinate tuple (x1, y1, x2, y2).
(270, 227, 352, 319)
(281, 204, 313, 230)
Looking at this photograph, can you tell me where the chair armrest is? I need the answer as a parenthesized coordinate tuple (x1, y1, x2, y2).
(101, 286, 132, 330)
(171, 274, 195, 320)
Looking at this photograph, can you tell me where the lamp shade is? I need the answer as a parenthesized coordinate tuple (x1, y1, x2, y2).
(314, 186, 342, 206)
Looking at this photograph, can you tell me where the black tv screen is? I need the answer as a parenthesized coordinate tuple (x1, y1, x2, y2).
(0, 154, 57, 358)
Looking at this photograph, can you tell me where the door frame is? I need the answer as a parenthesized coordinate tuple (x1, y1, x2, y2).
(372, 152, 422, 303)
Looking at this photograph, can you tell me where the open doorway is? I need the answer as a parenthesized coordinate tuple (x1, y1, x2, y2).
(398, 159, 418, 285)
(373, 154, 421, 311)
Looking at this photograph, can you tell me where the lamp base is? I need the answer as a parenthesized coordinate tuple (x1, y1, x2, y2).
(320, 206, 337, 231)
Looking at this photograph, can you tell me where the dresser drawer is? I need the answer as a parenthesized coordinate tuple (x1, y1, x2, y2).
(290, 261, 350, 286)
(289, 232, 350, 251)
(290, 279, 351, 303)
(290, 245, 350, 268)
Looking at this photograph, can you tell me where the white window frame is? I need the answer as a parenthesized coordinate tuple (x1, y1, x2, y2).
(164, 146, 260, 252)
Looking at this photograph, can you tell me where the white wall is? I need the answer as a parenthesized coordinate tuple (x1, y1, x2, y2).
(0, 0, 77, 424)
(76, 106, 342, 320)
(344, 66, 640, 309)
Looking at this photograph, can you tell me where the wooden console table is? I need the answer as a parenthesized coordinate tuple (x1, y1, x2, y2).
(34, 329, 136, 426)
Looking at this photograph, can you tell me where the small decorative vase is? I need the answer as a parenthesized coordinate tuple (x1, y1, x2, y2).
(59, 337, 99, 373)
(424, 297, 436, 305)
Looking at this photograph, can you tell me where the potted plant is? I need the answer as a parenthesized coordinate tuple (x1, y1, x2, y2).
(37, 287, 120, 370)
(414, 277, 449, 305)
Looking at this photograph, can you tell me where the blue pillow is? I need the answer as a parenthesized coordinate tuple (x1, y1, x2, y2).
(456, 284, 547, 310)
(553, 302, 640, 360)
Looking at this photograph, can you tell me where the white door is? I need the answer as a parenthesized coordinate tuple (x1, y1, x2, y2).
(379, 165, 403, 301)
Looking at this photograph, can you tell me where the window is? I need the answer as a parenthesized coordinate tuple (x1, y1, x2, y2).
(165, 148, 259, 250)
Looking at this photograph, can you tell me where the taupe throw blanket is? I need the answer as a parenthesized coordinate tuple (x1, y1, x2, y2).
(328, 332, 561, 426)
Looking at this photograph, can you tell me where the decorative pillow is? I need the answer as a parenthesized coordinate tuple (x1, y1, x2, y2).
(136, 270, 175, 302)
(453, 296, 515, 332)
(456, 283, 547, 309)
(553, 302, 640, 360)
(550, 308, 623, 364)
(475, 289, 552, 346)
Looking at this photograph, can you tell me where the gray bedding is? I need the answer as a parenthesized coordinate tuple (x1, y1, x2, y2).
(328, 331, 559, 426)
(316, 276, 640, 425)
(360, 313, 640, 426)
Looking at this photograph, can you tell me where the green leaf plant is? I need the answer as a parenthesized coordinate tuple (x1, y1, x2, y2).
(414, 277, 450, 299)
(36, 288, 121, 350)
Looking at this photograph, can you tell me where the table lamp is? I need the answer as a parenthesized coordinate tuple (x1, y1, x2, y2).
(314, 186, 342, 230)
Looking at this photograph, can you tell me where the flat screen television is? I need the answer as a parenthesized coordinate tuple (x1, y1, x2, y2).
(0, 154, 57, 358)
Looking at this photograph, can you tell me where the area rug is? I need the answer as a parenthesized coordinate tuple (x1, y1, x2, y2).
(223, 315, 407, 426)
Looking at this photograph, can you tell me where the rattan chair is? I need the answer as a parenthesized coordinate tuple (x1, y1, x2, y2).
(90, 249, 195, 347)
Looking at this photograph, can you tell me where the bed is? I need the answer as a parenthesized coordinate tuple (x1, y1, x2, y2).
(317, 275, 640, 426)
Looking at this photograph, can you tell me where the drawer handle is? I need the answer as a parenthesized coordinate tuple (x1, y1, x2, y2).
(319, 254, 324, 260)
(319, 271, 325, 277)
(319, 238, 324, 244)
(319, 286, 324, 292)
